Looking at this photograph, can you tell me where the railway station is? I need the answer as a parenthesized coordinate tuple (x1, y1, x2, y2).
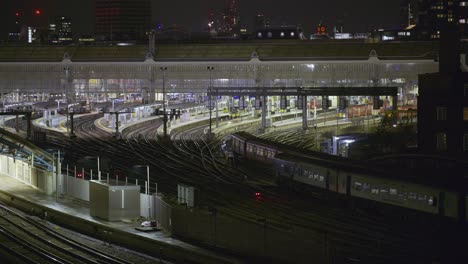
(0, 41, 467, 263)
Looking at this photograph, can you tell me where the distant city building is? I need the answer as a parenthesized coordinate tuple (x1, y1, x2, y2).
(417, 28, 468, 155)
(416, 0, 468, 39)
(254, 14, 270, 30)
(207, 0, 241, 38)
(372, 27, 414, 42)
(310, 23, 330, 40)
(27, 27, 38, 44)
(49, 16, 73, 45)
(400, 0, 420, 27)
(8, 11, 24, 42)
(95, 0, 151, 41)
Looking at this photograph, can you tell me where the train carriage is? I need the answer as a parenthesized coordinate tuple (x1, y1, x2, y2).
(349, 174, 441, 215)
(233, 131, 465, 221)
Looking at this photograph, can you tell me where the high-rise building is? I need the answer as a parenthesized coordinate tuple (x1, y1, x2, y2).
(254, 14, 270, 30)
(416, 0, 468, 39)
(417, 28, 468, 156)
(216, 0, 240, 37)
(49, 16, 73, 45)
(95, 0, 151, 41)
(400, 0, 420, 27)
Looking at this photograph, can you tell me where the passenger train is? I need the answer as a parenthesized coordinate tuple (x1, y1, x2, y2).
(230, 132, 467, 221)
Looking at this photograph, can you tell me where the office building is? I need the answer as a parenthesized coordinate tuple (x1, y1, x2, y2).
(49, 16, 73, 45)
(417, 28, 468, 155)
(95, 0, 151, 41)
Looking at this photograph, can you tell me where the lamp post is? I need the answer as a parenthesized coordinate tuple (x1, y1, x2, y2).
(64, 67, 70, 135)
(207, 66, 214, 136)
(160, 67, 168, 138)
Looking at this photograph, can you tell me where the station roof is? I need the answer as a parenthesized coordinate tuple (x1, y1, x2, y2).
(0, 40, 439, 62)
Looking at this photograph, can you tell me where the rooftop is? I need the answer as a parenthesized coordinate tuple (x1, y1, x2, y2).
(0, 40, 439, 62)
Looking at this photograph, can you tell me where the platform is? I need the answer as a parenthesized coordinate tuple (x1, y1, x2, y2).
(0, 173, 242, 264)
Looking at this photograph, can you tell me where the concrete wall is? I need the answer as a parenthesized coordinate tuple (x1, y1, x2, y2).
(0, 154, 53, 194)
(172, 206, 327, 263)
(61, 175, 89, 201)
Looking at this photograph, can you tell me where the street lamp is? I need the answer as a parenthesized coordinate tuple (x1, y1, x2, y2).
(207, 66, 214, 136)
(64, 67, 70, 135)
(160, 67, 168, 137)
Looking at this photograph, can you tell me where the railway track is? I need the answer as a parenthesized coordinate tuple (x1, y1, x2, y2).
(0, 202, 132, 264)
(7, 112, 448, 262)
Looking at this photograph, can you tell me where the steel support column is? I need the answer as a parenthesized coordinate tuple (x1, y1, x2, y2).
(302, 96, 308, 130)
(261, 95, 267, 132)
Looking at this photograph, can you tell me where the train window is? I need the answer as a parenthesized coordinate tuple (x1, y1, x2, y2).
(371, 188, 379, 194)
(354, 182, 362, 190)
(418, 195, 427, 202)
(313, 173, 319, 180)
(390, 188, 398, 195)
(363, 183, 370, 192)
(398, 192, 407, 200)
(380, 188, 389, 195)
(247, 145, 253, 152)
(408, 192, 417, 199)
(428, 196, 437, 206)
(319, 176, 324, 182)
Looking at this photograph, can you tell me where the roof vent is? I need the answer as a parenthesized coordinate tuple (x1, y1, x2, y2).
(369, 50, 378, 58)
(145, 51, 154, 60)
(63, 52, 71, 60)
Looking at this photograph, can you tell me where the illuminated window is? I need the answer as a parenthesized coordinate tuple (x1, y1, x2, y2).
(436, 132, 447, 151)
(257, 32, 263, 38)
(461, 19, 466, 24)
(267, 32, 272, 38)
(436, 107, 447, 120)
(464, 107, 468, 120)
(290, 32, 295, 37)
(461, 2, 467, 6)
(280, 32, 285, 37)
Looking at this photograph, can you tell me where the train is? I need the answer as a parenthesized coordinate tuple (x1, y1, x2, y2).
(230, 132, 467, 222)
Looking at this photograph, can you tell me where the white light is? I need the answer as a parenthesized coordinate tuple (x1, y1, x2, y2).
(306, 64, 315, 70)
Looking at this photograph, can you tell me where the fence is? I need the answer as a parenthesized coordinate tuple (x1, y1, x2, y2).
(59, 166, 173, 232)
(0, 154, 53, 194)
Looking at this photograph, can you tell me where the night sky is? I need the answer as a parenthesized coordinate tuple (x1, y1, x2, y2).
(0, 0, 402, 39)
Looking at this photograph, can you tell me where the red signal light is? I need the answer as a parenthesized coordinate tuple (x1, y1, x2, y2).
(77, 172, 83, 178)
(15, 12, 20, 17)
(34, 9, 41, 15)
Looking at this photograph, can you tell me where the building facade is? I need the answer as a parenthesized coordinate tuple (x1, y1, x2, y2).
(49, 17, 73, 45)
(418, 29, 468, 156)
(416, 0, 468, 39)
(95, 0, 151, 41)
